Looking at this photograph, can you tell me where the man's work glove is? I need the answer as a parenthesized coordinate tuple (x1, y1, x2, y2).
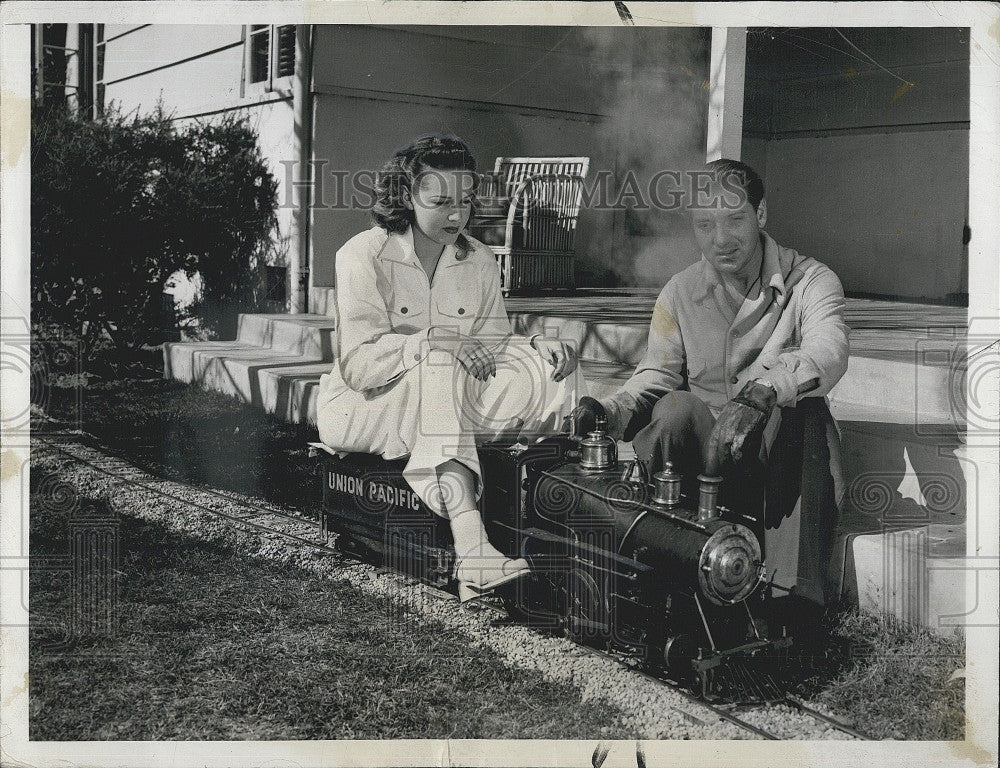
(705, 380, 777, 474)
(564, 396, 607, 437)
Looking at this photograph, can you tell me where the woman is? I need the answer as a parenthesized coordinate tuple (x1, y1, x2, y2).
(317, 134, 583, 600)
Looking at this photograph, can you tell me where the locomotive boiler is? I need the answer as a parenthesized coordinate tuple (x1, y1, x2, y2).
(313, 417, 791, 700)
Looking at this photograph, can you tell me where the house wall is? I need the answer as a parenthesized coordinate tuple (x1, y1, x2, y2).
(309, 25, 711, 293)
(99, 24, 297, 286)
(96, 24, 715, 300)
(742, 28, 969, 302)
(89, 25, 971, 305)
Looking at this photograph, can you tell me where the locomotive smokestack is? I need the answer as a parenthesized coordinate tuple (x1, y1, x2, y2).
(696, 475, 722, 521)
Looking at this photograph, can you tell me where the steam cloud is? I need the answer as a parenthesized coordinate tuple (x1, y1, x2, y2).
(579, 27, 710, 287)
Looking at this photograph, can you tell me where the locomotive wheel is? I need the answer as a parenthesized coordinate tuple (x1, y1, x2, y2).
(498, 572, 555, 631)
(558, 568, 610, 646)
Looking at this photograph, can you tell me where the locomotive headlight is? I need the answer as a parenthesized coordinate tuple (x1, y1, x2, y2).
(698, 524, 763, 605)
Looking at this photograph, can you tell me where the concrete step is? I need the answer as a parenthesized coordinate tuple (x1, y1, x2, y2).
(235, 313, 287, 348)
(827, 403, 967, 634)
(163, 313, 337, 416)
(236, 313, 337, 359)
(837, 521, 966, 635)
(257, 362, 332, 425)
(193, 349, 328, 409)
(166, 314, 337, 385)
(828, 348, 963, 424)
(164, 341, 264, 384)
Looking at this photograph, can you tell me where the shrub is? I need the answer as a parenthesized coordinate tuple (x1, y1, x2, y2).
(165, 115, 280, 340)
(31, 103, 279, 368)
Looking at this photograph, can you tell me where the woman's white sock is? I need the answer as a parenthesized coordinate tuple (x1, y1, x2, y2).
(448, 507, 503, 559)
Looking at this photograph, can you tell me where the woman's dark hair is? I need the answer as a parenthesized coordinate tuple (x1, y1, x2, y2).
(371, 134, 479, 234)
(703, 158, 765, 211)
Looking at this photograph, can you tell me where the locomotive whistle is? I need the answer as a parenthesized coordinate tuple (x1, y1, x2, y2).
(696, 474, 723, 521)
(621, 458, 648, 485)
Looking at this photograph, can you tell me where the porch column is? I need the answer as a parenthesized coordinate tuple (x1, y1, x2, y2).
(706, 27, 747, 161)
(64, 24, 80, 111)
(289, 24, 314, 314)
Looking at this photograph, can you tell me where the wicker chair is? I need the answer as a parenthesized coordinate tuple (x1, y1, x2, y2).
(470, 156, 590, 294)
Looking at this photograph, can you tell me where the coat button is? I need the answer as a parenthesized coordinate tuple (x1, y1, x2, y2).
(400, 306, 408, 314)
(457, 307, 465, 315)
(730, 376, 739, 384)
(414, 353, 421, 361)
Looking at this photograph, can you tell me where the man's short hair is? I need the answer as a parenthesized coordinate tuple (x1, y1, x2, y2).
(703, 158, 765, 211)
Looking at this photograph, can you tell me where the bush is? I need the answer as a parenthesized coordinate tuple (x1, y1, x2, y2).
(31, 103, 279, 367)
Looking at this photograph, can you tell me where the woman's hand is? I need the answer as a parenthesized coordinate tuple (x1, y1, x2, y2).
(531, 336, 579, 382)
(455, 338, 497, 381)
(428, 327, 497, 381)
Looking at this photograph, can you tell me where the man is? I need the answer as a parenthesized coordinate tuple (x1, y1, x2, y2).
(571, 159, 849, 607)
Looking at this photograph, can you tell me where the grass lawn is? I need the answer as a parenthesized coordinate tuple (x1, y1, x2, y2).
(30, 493, 629, 740)
(34, 375, 966, 740)
(802, 611, 965, 740)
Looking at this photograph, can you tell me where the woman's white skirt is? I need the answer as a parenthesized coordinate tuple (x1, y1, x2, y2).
(316, 336, 586, 515)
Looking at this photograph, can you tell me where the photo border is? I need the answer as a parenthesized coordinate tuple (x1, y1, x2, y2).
(2, 2, 997, 766)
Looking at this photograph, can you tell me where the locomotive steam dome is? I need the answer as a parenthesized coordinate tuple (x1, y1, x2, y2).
(698, 524, 762, 604)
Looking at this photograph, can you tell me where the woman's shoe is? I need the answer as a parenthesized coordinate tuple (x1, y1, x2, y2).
(456, 556, 530, 603)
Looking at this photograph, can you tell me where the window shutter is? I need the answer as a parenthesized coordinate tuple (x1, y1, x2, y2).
(275, 25, 296, 78)
(249, 25, 270, 83)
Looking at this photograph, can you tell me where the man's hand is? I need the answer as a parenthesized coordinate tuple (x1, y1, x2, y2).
(705, 380, 777, 474)
(429, 328, 497, 381)
(564, 396, 606, 436)
(532, 336, 579, 382)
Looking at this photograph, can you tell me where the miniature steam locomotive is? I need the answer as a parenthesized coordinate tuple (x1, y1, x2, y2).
(312, 418, 792, 700)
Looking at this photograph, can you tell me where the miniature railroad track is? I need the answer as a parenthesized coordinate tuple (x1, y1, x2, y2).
(35, 432, 871, 742)
(34, 433, 343, 560)
(493, 611, 872, 741)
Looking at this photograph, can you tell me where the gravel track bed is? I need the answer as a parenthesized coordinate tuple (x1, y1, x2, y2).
(31, 437, 855, 740)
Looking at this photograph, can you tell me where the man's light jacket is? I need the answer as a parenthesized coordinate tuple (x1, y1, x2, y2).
(604, 231, 849, 438)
